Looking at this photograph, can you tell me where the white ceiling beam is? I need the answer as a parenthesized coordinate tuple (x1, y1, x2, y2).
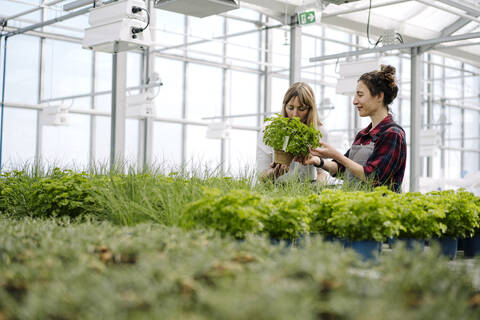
(434, 0, 480, 16)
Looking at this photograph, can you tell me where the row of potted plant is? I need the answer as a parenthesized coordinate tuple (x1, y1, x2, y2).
(185, 187, 480, 251)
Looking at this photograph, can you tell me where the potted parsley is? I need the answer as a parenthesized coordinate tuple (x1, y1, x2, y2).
(262, 114, 322, 165)
(389, 192, 446, 251)
(184, 188, 270, 239)
(428, 190, 479, 259)
(327, 188, 402, 260)
(261, 196, 312, 244)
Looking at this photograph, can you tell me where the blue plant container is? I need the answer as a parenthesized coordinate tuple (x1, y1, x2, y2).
(432, 237, 458, 260)
(344, 240, 382, 261)
(270, 238, 294, 247)
(323, 235, 346, 247)
(390, 238, 425, 251)
(463, 235, 480, 258)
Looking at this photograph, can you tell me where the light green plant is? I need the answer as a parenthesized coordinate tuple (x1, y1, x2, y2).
(262, 114, 322, 156)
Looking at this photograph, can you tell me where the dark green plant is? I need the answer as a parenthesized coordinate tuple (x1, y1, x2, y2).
(0, 168, 101, 219)
(262, 114, 322, 156)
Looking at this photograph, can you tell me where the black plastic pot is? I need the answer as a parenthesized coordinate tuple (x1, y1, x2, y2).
(432, 237, 458, 260)
(390, 238, 425, 251)
(463, 235, 480, 258)
(344, 240, 382, 261)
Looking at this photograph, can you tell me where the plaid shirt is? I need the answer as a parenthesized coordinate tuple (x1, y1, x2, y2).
(335, 114, 406, 192)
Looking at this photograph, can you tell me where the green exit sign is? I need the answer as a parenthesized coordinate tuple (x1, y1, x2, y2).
(298, 10, 316, 25)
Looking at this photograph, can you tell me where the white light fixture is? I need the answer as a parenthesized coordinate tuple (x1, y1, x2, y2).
(336, 58, 385, 95)
(154, 0, 239, 18)
(83, 0, 151, 53)
(40, 105, 70, 126)
(419, 129, 441, 157)
(206, 121, 231, 140)
(126, 93, 156, 119)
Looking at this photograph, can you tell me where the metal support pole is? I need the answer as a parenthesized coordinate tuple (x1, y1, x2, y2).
(426, 53, 433, 177)
(220, 17, 228, 174)
(181, 16, 188, 167)
(138, 0, 154, 171)
(289, 15, 301, 85)
(263, 17, 273, 122)
(89, 51, 96, 167)
(410, 46, 423, 192)
(0, 36, 7, 170)
(110, 42, 127, 169)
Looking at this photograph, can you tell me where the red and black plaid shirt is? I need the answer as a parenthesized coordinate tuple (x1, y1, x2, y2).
(335, 114, 407, 192)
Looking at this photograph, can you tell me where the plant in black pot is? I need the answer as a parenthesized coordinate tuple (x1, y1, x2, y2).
(261, 196, 312, 245)
(428, 190, 479, 260)
(184, 188, 270, 240)
(327, 188, 402, 261)
(262, 114, 322, 165)
(390, 192, 446, 251)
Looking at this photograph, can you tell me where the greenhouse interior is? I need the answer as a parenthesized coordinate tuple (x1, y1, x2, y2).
(1, 0, 480, 319)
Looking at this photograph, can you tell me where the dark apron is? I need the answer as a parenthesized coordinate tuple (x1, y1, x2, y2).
(343, 122, 403, 188)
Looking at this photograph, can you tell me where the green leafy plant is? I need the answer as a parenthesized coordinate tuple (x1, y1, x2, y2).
(262, 114, 322, 156)
(308, 189, 343, 236)
(184, 188, 270, 239)
(394, 192, 446, 239)
(427, 190, 479, 238)
(327, 188, 402, 242)
(0, 168, 101, 219)
(262, 196, 311, 240)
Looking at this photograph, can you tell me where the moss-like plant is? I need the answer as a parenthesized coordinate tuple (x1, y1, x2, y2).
(262, 114, 322, 156)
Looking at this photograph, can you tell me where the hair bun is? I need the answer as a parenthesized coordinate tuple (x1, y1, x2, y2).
(380, 64, 396, 77)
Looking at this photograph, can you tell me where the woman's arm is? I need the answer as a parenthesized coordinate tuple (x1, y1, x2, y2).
(309, 142, 366, 182)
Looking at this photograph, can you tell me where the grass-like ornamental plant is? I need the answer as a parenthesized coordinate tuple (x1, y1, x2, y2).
(262, 114, 322, 156)
(184, 188, 270, 239)
(394, 192, 446, 239)
(327, 188, 402, 242)
(427, 190, 480, 239)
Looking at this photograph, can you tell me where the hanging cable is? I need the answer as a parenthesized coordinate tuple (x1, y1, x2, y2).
(0, 36, 8, 170)
(366, 0, 382, 47)
(131, 6, 150, 38)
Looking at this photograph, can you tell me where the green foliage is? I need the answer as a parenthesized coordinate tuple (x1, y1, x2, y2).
(184, 188, 270, 239)
(394, 192, 446, 239)
(0, 168, 101, 219)
(262, 196, 312, 240)
(327, 188, 403, 241)
(1, 218, 479, 320)
(428, 190, 480, 238)
(308, 190, 338, 235)
(262, 114, 322, 156)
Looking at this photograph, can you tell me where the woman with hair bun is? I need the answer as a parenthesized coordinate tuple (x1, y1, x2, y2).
(302, 65, 406, 192)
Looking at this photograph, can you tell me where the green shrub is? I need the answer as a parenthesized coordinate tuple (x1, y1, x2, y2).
(394, 192, 446, 239)
(308, 189, 343, 236)
(428, 190, 479, 238)
(184, 188, 270, 239)
(262, 114, 322, 156)
(0, 168, 101, 219)
(262, 196, 311, 240)
(327, 188, 402, 241)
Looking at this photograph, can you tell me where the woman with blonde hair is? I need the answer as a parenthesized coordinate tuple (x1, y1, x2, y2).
(256, 82, 328, 182)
